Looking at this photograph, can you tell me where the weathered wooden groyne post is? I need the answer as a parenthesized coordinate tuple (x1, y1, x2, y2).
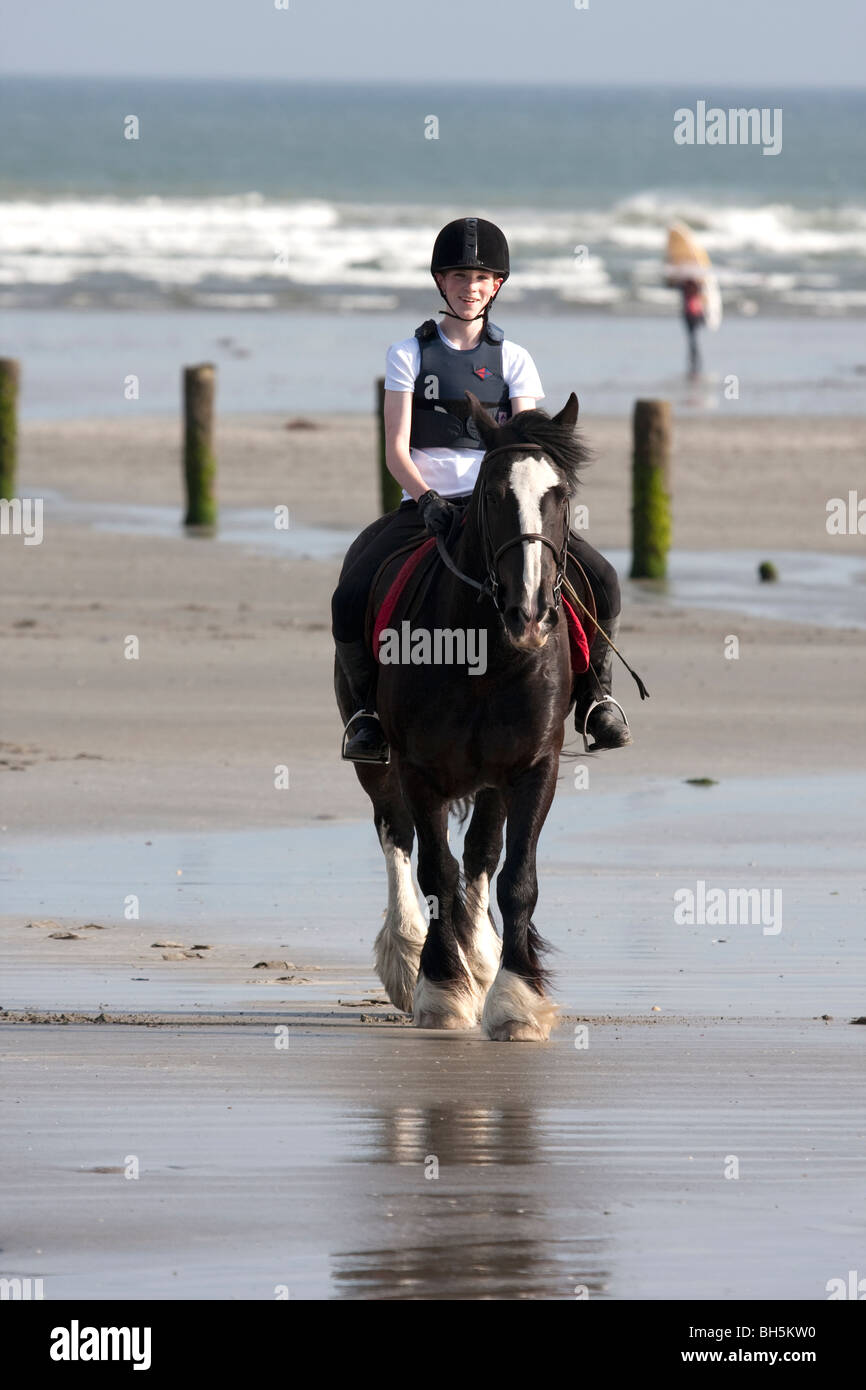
(630, 399, 672, 580)
(183, 363, 217, 527)
(376, 377, 402, 514)
(0, 358, 20, 500)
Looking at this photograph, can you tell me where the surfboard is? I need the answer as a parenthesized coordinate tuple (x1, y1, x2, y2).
(666, 222, 722, 330)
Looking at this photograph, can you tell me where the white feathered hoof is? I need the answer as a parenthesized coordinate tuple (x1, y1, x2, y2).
(464, 919, 502, 998)
(413, 971, 479, 1031)
(463, 877, 502, 998)
(481, 968, 557, 1042)
(374, 923, 425, 1014)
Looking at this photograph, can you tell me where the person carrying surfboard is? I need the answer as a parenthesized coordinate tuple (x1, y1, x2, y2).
(665, 222, 721, 376)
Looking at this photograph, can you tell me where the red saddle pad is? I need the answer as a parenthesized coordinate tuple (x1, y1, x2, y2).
(373, 540, 590, 675)
(563, 598, 590, 674)
(372, 537, 437, 661)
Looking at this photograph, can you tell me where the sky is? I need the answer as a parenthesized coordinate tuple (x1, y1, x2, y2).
(1, 0, 863, 86)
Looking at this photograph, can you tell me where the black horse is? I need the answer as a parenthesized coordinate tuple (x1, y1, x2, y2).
(334, 392, 591, 1040)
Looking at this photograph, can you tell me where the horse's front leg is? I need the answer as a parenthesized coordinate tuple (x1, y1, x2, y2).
(482, 756, 559, 1042)
(400, 766, 479, 1030)
(354, 762, 428, 1015)
(460, 788, 506, 1000)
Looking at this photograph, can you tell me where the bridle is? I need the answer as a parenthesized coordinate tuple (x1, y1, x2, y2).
(436, 443, 570, 614)
(434, 438, 652, 705)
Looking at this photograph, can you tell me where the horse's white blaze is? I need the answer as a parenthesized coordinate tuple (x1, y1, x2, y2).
(481, 967, 558, 1042)
(508, 455, 560, 613)
(414, 971, 479, 1030)
(374, 831, 428, 1014)
(463, 873, 501, 997)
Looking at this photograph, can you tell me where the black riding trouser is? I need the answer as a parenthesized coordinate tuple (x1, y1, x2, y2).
(331, 496, 620, 645)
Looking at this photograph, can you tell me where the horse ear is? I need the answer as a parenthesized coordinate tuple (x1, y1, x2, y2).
(465, 390, 500, 447)
(552, 392, 579, 429)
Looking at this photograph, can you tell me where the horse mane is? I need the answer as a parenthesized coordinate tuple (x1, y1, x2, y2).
(489, 408, 594, 494)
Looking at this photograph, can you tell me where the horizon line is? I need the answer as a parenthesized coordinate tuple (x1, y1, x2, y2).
(2, 71, 865, 92)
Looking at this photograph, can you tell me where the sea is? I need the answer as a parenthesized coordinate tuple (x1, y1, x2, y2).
(2, 77, 865, 417)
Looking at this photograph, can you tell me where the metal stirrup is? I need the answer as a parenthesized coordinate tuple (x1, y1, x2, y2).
(341, 709, 390, 764)
(581, 695, 630, 753)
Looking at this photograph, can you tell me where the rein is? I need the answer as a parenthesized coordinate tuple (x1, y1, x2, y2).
(435, 443, 569, 614)
(434, 440, 650, 701)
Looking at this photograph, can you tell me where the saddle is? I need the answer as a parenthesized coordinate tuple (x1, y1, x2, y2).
(366, 535, 439, 659)
(365, 526, 596, 676)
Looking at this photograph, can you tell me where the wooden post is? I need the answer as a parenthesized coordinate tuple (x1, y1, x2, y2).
(377, 377, 401, 514)
(183, 364, 217, 527)
(630, 399, 672, 579)
(0, 359, 20, 500)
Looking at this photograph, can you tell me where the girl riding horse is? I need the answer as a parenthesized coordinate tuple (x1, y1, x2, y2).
(331, 217, 631, 761)
(336, 388, 592, 1038)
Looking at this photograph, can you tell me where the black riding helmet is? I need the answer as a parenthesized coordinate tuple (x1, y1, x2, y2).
(431, 217, 510, 322)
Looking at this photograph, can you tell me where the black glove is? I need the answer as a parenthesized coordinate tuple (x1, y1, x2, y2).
(416, 489, 455, 538)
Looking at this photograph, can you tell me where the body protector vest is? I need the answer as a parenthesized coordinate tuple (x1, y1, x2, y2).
(409, 319, 512, 451)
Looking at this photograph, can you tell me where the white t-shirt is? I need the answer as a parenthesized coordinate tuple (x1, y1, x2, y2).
(384, 322, 544, 500)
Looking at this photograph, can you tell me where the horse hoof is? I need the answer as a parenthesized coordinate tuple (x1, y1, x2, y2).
(481, 967, 557, 1042)
(485, 1019, 548, 1042)
(414, 1010, 475, 1031)
(413, 972, 477, 1031)
(374, 923, 424, 1014)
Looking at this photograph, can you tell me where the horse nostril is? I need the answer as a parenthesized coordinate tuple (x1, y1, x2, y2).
(506, 604, 532, 627)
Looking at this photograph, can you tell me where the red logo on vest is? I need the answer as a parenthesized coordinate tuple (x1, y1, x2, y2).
(473, 365, 491, 379)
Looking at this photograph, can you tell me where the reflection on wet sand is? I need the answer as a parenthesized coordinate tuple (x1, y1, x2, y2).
(331, 1103, 610, 1300)
(2, 1021, 862, 1299)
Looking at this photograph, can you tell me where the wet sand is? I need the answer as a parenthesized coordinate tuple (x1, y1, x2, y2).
(3, 771, 864, 1299)
(2, 774, 865, 1018)
(3, 1016, 863, 1300)
(1, 412, 865, 1300)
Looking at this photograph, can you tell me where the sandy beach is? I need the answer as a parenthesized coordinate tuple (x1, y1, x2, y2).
(5, 4, 866, 1333)
(2, 411, 865, 833)
(2, 409, 865, 1300)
